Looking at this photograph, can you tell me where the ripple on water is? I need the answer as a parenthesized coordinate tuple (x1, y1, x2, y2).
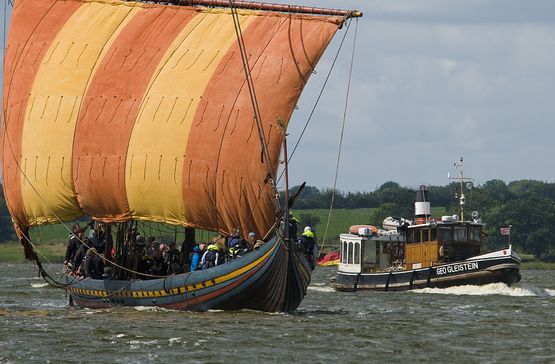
(0, 264, 554, 363)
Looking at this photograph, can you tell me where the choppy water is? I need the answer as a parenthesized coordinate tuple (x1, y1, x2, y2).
(0, 263, 554, 363)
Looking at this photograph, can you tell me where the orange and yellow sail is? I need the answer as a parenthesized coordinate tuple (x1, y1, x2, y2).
(2, 0, 344, 238)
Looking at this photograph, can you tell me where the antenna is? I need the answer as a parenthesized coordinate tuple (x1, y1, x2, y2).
(448, 157, 473, 221)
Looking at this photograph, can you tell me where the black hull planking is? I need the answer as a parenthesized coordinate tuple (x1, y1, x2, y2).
(67, 237, 311, 312)
(332, 256, 521, 292)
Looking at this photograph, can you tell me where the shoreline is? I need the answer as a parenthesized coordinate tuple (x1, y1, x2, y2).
(1, 241, 553, 269)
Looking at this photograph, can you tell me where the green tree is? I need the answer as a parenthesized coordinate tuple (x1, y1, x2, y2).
(0, 183, 16, 243)
(299, 213, 320, 232)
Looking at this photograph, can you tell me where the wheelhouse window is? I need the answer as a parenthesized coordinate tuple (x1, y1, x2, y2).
(414, 228, 421, 243)
(439, 226, 453, 241)
(354, 242, 361, 264)
(347, 242, 353, 264)
(454, 226, 467, 243)
(430, 228, 437, 241)
(422, 228, 429, 242)
(469, 226, 481, 242)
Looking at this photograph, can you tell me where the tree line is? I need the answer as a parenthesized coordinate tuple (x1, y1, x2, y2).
(1, 180, 554, 259)
(285, 180, 555, 259)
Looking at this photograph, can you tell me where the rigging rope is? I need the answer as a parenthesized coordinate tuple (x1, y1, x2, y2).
(228, 1, 281, 212)
(320, 18, 358, 254)
(276, 18, 352, 185)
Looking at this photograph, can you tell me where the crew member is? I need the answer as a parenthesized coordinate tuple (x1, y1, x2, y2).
(298, 226, 317, 270)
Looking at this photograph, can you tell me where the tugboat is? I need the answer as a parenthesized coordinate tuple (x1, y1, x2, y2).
(331, 159, 522, 292)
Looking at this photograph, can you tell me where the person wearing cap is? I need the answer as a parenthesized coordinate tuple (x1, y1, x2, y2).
(298, 226, 317, 270)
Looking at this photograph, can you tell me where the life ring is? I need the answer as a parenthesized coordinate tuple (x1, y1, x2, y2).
(349, 225, 378, 235)
(439, 245, 445, 257)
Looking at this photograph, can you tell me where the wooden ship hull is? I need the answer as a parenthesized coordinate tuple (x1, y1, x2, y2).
(331, 247, 521, 292)
(67, 238, 311, 312)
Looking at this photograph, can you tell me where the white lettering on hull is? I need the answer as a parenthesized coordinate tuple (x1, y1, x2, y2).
(436, 261, 479, 276)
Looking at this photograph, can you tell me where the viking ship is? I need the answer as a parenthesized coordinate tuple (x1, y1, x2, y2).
(1, 0, 361, 312)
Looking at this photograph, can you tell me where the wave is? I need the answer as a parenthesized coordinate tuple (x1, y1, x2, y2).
(413, 283, 555, 297)
(30, 283, 49, 288)
(307, 285, 335, 293)
(133, 306, 172, 312)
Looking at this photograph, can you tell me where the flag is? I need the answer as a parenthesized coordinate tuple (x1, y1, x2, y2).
(500, 226, 511, 236)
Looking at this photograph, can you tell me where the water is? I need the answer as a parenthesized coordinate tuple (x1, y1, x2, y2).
(1, 263, 554, 363)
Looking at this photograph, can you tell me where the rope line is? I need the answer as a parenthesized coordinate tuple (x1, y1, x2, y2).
(228, 0, 281, 212)
(320, 18, 358, 253)
(276, 18, 352, 185)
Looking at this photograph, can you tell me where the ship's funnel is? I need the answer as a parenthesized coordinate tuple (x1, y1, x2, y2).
(415, 185, 430, 224)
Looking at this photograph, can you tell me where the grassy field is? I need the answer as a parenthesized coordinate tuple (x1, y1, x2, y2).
(0, 241, 66, 263)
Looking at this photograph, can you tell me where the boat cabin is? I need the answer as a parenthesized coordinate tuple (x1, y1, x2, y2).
(339, 217, 485, 273)
(404, 218, 484, 269)
(338, 233, 405, 274)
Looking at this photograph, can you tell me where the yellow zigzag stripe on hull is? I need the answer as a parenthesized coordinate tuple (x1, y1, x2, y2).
(69, 242, 276, 299)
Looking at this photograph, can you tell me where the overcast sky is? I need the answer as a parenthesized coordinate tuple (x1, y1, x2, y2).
(279, 0, 555, 192)
(2, 1, 555, 192)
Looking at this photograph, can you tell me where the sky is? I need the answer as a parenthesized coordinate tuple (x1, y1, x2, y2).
(2, 1, 555, 192)
(277, 0, 555, 192)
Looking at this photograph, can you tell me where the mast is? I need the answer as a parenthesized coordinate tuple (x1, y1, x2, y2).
(449, 157, 473, 221)
(283, 135, 290, 242)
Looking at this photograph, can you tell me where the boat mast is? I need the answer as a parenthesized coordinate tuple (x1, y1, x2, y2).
(449, 157, 473, 221)
(283, 135, 290, 242)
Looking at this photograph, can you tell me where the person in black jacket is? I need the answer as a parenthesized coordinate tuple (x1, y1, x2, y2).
(81, 248, 104, 279)
(298, 226, 317, 270)
(64, 224, 81, 268)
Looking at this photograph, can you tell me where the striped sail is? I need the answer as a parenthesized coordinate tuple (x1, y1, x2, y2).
(2, 0, 343, 238)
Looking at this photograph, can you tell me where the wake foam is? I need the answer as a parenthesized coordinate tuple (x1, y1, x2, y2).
(30, 283, 49, 288)
(414, 283, 555, 297)
(308, 285, 335, 293)
(133, 306, 172, 312)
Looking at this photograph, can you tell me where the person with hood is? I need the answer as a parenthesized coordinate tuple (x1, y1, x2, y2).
(298, 226, 318, 270)
(201, 243, 222, 270)
(81, 248, 104, 279)
(228, 228, 242, 249)
(190, 244, 201, 272)
(288, 214, 299, 241)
